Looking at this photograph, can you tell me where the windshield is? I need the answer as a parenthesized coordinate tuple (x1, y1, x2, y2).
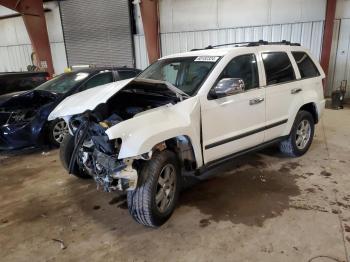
(35, 72, 90, 93)
(138, 56, 220, 95)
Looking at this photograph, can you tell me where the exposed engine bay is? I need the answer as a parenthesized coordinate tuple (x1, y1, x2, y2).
(68, 81, 183, 192)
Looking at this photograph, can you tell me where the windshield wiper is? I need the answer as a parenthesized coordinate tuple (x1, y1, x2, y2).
(133, 78, 190, 100)
(162, 81, 190, 101)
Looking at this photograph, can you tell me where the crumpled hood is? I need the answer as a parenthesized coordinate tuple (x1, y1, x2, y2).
(48, 79, 134, 121)
(0, 90, 58, 110)
(0, 91, 28, 106)
(48, 78, 186, 121)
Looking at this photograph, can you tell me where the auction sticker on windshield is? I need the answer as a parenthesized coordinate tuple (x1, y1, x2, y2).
(194, 56, 220, 62)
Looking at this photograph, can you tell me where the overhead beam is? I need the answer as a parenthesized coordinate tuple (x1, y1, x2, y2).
(320, 0, 337, 88)
(139, 0, 160, 64)
(0, 0, 54, 75)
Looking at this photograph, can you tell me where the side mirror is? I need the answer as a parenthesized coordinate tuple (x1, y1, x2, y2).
(210, 78, 245, 99)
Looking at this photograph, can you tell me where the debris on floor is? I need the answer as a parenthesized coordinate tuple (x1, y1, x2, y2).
(52, 238, 67, 250)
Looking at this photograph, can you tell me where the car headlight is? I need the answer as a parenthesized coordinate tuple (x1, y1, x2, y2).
(7, 110, 37, 124)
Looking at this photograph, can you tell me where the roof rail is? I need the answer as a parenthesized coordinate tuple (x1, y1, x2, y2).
(190, 40, 301, 51)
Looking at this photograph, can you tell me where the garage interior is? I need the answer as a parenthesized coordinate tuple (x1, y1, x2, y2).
(1, 0, 350, 261)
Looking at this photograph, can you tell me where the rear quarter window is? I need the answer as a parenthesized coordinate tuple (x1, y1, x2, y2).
(118, 70, 139, 80)
(292, 52, 320, 79)
(262, 52, 296, 85)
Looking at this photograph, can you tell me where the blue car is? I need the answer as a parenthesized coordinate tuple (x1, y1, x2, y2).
(0, 67, 141, 150)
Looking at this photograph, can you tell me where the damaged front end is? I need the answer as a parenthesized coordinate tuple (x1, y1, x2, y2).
(69, 114, 139, 192)
(0, 90, 58, 150)
(65, 80, 183, 192)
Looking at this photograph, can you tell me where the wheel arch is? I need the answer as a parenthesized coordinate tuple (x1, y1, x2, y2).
(149, 135, 198, 172)
(283, 101, 319, 137)
(299, 102, 319, 124)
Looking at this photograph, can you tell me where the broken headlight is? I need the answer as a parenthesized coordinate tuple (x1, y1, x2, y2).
(6, 109, 37, 124)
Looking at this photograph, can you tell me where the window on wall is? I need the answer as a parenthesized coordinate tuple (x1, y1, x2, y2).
(217, 54, 259, 91)
(292, 52, 320, 79)
(262, 52, 296, 85)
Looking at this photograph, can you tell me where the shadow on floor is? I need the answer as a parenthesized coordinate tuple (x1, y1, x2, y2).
(64, 151, 300, 231)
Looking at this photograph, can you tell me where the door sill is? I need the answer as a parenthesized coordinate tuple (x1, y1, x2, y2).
(195, 136, 286, 176)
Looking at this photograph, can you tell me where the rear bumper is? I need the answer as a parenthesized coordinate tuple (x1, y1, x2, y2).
(318, 99, 326, 119)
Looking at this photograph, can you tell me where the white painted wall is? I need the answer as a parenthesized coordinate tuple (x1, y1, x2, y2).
(327, 0, 350, 96)
(0, 2, 67, 74)
(336, 0, 350, 19)
(0, 6, 16, 16)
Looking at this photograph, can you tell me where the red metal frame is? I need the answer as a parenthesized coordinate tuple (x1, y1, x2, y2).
(0, 0, 54, 75)
(320, 0, 337, 88)
(139, 0, 160, 64)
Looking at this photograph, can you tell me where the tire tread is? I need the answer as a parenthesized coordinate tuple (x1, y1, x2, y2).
(127, 150, 179, 227)
(279, 110, 314, 157)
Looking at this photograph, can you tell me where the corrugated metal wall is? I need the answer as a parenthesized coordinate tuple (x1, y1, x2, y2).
(59, 0, 134, 68)
(134, 21, 324, 69)
(0, 3, 67, 74)
(0, 44, 32, 72)
(0, 2, 67, 74)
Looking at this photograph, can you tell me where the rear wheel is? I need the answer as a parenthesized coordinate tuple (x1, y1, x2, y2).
(127, 150, 180, 227)
(59, 134, 91, 179)
(279, 110, 314, 157)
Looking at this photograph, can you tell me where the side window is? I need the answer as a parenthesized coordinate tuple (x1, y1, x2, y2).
(217, 54, 259, 91)
(118, 70, 138, 80)
(262, 52, 296, 85)
(292, 52, 320, 79)
(81, 72, 113, 91)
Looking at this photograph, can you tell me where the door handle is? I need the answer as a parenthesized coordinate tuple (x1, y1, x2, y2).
(249, 97, 264, 105)
(291, 88, 302, 94)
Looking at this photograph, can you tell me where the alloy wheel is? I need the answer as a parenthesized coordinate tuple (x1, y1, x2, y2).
(53, 120, 69, 144)
(295, 119, 311, 150)
(155, 164, 176, 213)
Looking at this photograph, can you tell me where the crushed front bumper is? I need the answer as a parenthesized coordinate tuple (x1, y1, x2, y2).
(91, 149, 138, 191)
(0, 122, 42, 151)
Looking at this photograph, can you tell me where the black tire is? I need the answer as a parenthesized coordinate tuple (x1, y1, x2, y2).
(127, 150, 181, 227)
(48, 119, 69, 147)
(279, 110, 315, 157)
(59, 134, 91, 179)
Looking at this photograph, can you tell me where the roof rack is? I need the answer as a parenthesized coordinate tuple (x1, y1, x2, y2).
(191, 40, 301, 51)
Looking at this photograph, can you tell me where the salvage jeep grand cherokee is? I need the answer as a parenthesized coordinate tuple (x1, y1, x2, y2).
(49, 41, 325, 227)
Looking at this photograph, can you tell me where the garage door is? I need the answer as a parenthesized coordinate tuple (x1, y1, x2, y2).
(59, 0, 134, 68)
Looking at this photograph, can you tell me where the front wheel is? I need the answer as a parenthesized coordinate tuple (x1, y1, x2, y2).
(127, 150, 180, 227)
(279, 110, 315, 157)
(48, 119, 69, 147)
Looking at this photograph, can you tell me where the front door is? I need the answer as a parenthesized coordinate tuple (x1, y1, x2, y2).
(201, 53, 266, 164)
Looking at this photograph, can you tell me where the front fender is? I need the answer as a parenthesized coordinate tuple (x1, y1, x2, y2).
(105, 97, 203, 167)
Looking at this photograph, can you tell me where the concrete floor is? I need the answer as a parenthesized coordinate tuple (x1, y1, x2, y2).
(1, 108, 350, 262)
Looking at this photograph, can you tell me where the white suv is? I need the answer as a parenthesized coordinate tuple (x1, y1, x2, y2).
(49, 41, 325, 227)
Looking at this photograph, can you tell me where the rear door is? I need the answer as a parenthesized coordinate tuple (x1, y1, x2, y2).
(259, 50, 302, 142)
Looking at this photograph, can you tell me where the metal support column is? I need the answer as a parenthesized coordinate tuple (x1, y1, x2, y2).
(320, 0, 337, 86)
(0, 0, 54, 75)
(139, 0, 160, 63)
